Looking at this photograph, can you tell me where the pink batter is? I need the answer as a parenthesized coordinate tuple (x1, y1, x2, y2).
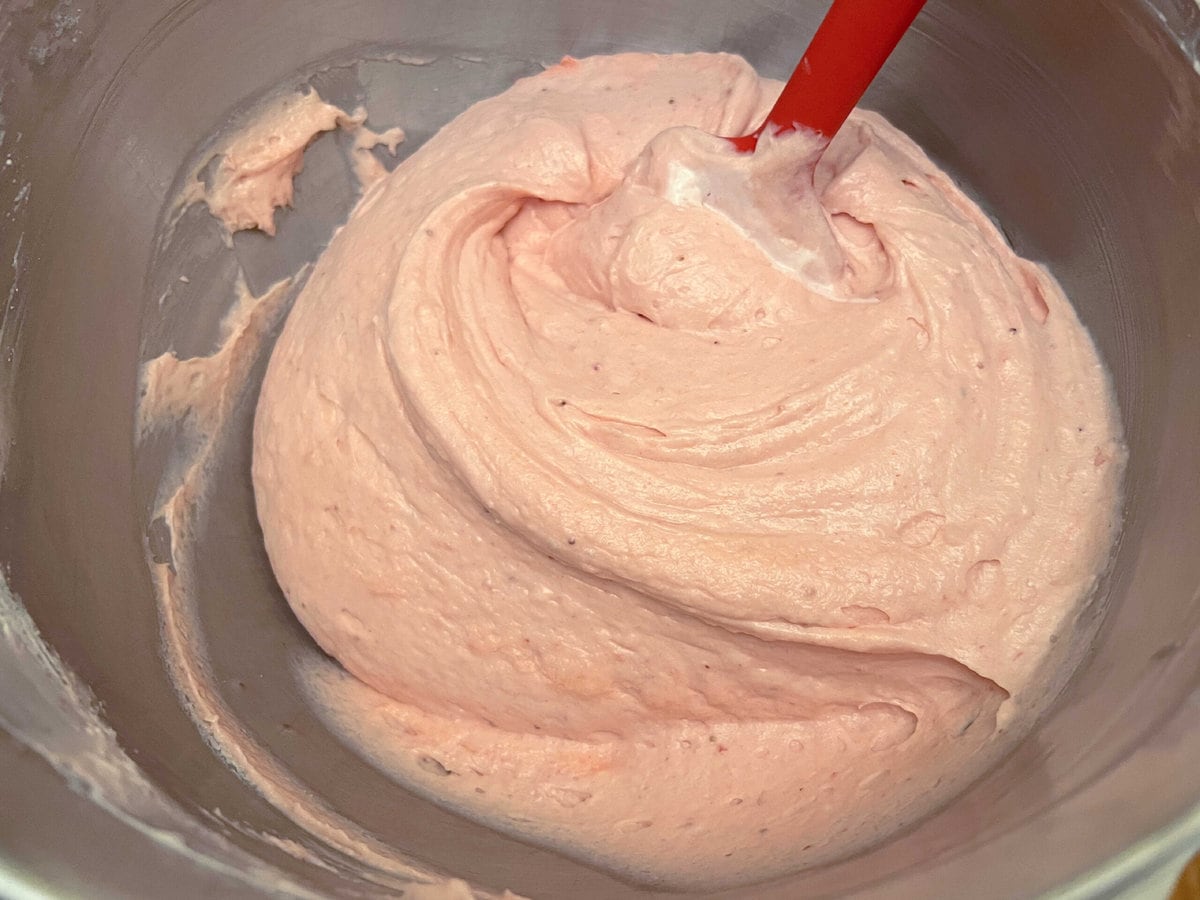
(252, 53, 1124, 885)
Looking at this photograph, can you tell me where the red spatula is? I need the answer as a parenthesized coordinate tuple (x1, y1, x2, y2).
(729, 0, 927, 153)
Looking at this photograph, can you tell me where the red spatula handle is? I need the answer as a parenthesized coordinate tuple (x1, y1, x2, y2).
(730, 0, 927, 152)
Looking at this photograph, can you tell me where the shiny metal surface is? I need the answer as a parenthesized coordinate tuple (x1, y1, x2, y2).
(0, 1, 1198, 897)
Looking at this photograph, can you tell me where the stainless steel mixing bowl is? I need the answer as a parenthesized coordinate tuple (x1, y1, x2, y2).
(1, 1, 1198, 897)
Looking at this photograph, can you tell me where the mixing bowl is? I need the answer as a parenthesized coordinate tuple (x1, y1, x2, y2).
(1, 0, 1198, 897)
